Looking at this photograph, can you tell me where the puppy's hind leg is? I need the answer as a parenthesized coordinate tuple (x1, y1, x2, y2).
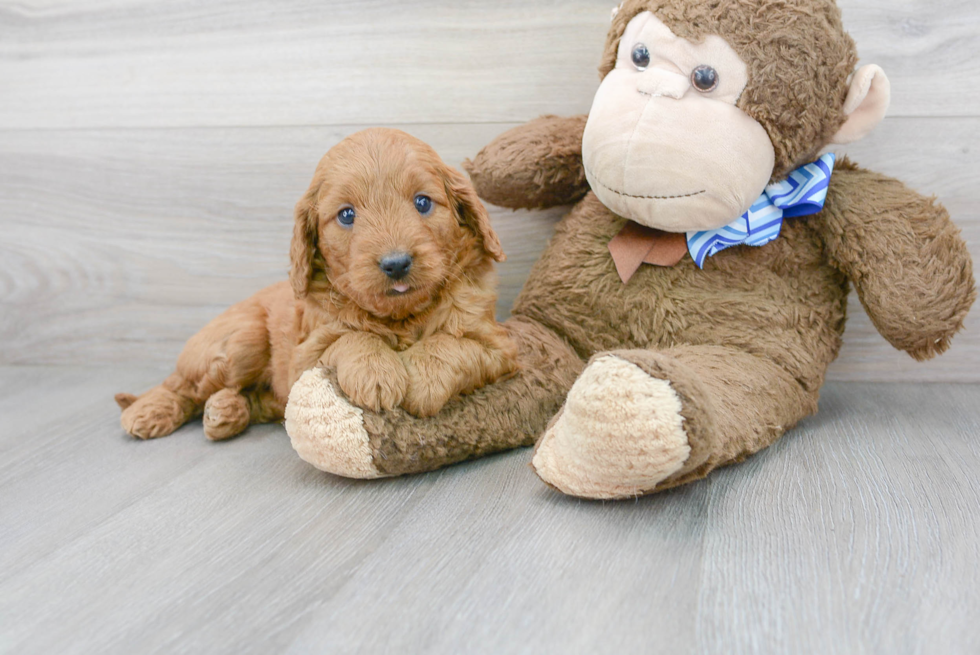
(118, 293, 274, 440)
(203, 389, 250, 441)
(118, 375, 201, 440)
(203, 384, 285, 441)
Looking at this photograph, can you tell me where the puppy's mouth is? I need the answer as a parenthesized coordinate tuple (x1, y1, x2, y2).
(387, 283, 412, 296)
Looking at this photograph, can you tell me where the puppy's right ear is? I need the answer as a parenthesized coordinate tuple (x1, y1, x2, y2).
(443, 165, 506, 262)
(289, 183, 320, 299)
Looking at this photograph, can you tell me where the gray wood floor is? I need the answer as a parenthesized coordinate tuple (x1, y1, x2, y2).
(1, 366, 978, 654)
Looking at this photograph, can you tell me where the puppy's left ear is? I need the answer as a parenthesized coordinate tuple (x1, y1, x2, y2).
(444, 166, 506, 262)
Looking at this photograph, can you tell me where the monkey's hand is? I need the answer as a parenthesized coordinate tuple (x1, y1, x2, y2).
(463, 115, 590, 210)
(818, 159, 976, 360)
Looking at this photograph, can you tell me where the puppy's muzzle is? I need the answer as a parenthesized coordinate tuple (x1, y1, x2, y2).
(379, 252, 412, 280)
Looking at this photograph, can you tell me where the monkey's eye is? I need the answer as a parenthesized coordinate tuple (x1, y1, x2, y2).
(337, 206, 355, 227)
(631, 43, 650, 71)
(414, 194, 433, 216)
(691, 65, 719, 92)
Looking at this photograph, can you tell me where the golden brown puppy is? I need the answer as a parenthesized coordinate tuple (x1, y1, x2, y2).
(116, 128, 518, 441)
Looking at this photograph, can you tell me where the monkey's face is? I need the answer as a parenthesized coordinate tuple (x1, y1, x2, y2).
(582, 12, 776, 232)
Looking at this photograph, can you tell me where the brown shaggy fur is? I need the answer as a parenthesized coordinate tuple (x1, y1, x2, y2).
(299, 0, 974, 490)
(117, 128, 518, 440)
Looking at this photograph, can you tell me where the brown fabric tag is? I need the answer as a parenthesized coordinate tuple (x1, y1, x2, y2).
(608, 221, 688, 283)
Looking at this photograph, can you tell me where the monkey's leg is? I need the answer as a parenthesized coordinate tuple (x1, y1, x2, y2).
(531, 345, 821, 500)
(284, 317, 584, 478)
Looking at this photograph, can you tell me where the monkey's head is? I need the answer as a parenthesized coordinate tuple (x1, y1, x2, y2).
(583, 0, 890, 232)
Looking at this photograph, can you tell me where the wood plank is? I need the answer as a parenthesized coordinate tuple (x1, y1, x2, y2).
(0, 0, 977, 130)
(1, 118, 977, 379)
(0, 366, 978, 652)
(0, 0, 608, 130)
(0, 368, 445, 653)
(841, 0, 980, 118)
(287, 467, 711, 654)
(696, 382, 980, 654)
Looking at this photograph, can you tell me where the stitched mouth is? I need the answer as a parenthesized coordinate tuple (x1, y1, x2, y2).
(585, 166, 706, 200)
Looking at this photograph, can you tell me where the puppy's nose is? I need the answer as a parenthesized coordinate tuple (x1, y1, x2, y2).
(379, 252, 412, 280)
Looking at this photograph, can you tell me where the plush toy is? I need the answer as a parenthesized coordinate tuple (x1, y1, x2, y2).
(285, 0, 975, 499)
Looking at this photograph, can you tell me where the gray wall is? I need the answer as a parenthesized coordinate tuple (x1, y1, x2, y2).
(1, 0, 977, 381)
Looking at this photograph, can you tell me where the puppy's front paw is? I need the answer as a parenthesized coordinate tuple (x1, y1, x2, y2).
(335, 349, 409, 413)
(400, 377, 454, 418)
(399, 349, 458, 418)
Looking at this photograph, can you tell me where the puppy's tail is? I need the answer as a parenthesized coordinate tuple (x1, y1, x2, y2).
(114, 392, 138, 410)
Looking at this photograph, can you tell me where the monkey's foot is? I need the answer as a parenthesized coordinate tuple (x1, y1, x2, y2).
(285, 368, 385, 479)
(532, 355, 691, 500)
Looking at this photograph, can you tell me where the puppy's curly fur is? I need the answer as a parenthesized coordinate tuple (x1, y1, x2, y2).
(117, 128, 518, 440)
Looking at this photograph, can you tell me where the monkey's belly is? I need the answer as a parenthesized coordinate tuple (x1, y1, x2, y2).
(511, 193, 849, 390)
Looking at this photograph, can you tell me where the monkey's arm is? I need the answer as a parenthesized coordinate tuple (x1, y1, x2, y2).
(463, 115, 589, 210)
(817, 160, 976, 360)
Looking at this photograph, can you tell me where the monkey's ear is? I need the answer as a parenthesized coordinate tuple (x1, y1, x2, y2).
(444, 166, 506, 263)
(289, 184, 320, 299)
(831, 65, 891, 145)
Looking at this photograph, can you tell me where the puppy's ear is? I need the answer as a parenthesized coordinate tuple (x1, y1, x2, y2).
(289, 182, 320, 299)
(444, 166, 506, 262)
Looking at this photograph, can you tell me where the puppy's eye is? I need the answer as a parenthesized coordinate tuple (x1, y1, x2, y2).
(631, 43, 650, 71)
(337, 206, 355, 227)
(414, 194, 433, 216)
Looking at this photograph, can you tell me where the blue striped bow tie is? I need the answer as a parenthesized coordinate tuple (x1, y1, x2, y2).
(686, 153, 836, 268)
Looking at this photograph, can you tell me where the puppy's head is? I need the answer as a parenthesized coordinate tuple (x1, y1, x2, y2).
(290, 128, 504, 319)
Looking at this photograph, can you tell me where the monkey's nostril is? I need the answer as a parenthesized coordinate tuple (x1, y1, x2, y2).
(379, 252, 413, 280)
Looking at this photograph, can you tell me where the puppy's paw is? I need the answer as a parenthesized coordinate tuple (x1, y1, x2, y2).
(285, 368, 384, 479)
(335, 349, 409, 413)
(120, 387, 189, 439)
(532, 355, 691, 500)
(203, 389, 250, 441)
(400, 377, 454, 418)
(399, 349, 457, 418)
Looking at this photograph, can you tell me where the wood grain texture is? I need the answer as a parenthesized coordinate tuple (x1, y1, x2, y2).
(0, 0, 976, 129)
(1, 119, 977, 379)
(0, 366, 977, 653)
(1, 0, 978, 379)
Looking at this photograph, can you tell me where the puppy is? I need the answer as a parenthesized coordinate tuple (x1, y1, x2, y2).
(117, 128, 518, 440)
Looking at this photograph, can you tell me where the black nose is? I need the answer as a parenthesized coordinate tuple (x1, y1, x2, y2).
(379, 252, 412, 280)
